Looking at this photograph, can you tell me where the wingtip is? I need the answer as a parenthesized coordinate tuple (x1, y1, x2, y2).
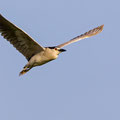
(84, 24, 104, 37)
(91, 24, 104, 35)
(97, 24, 104, 33)
(99, 24, 104, 31)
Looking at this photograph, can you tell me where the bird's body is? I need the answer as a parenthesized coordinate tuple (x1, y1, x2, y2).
(20, 47, 63, 75)
(27, 48, 59, 67)
(0, 14, 104, 76)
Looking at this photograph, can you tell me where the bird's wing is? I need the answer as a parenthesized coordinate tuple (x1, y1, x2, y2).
(56, 25, 104, 48)
(0, 14, 45, 61)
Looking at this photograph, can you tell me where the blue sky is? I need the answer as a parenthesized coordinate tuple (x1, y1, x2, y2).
(0, 0, 120, 120)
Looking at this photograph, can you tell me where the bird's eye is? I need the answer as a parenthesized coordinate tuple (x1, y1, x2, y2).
(54, 48, 57, 50)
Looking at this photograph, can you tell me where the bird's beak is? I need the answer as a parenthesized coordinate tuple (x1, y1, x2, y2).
(59, 48, 66, 52)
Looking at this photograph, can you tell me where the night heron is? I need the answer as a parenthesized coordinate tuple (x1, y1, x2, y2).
(0, 14, 104, 76)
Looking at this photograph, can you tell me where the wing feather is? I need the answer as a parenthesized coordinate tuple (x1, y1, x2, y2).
(0, 14, 45, 60)
(57, 25, 104, 48)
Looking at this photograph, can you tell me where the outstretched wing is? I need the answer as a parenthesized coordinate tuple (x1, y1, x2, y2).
(0, 14, 45, 61)
(56, 25, 104, 48)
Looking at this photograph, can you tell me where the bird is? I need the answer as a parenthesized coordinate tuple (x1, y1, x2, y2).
(0, 14, 104, 76)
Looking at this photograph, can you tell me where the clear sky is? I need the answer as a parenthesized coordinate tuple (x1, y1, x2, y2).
(0, 0, 120, 120)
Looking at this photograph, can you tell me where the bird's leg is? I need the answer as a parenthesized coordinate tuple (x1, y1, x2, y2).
(19, 64, 32, 76)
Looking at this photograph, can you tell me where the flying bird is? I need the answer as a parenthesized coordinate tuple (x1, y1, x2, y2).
(0, 14, 104, 76)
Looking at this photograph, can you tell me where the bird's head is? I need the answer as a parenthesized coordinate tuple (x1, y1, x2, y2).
(48, 46, 66, 54)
